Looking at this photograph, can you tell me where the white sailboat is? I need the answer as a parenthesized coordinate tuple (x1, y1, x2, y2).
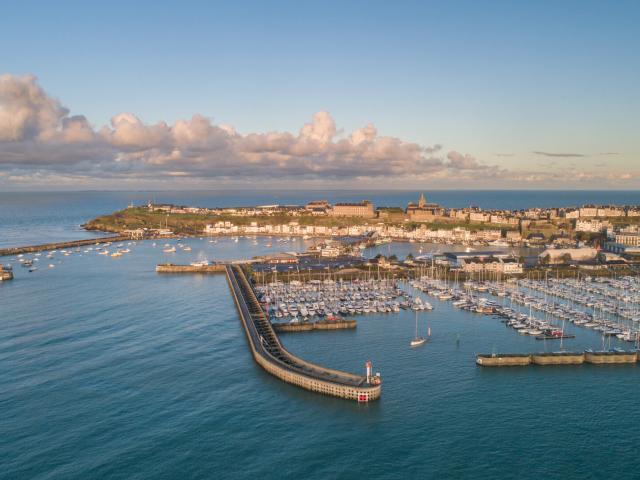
(410, 310, 427, 347)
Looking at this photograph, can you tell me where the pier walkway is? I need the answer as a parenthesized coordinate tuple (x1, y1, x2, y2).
(224, 264, 381, 402)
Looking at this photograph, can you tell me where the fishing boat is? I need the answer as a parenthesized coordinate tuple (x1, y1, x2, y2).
(0, 264, 13, 281)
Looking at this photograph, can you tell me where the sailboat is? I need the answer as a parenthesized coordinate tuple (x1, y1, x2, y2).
(410, 310, 427, 347)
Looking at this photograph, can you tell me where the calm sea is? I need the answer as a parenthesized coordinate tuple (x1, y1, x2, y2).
(2, 191, 640, 479)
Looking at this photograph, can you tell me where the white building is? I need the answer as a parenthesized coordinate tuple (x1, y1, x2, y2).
(575, 219, 608, 233)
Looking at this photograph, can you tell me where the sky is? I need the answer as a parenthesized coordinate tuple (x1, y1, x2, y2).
(0, 0, 638, 190)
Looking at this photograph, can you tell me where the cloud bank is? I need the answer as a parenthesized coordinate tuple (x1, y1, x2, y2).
(532, 151, 585, 158)
(0, 74, 635, 189)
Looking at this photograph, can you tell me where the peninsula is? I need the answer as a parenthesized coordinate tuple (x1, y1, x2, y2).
(84, 194, 640, 255)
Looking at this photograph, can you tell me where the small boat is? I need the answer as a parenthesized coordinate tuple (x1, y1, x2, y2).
(163, 246, 176, 253)
(183, 246, 192, 252)
(410, 311, 427, 347)
(111, 252, 123, 257)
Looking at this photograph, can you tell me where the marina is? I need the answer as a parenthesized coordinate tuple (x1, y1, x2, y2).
(255, 277, 432, 325)
(410, 272, 640, 347)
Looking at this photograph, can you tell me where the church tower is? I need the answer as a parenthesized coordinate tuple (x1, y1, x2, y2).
(418, 192, 427, 208)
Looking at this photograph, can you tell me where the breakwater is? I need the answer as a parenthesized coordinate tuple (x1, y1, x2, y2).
(225, 264, 381, 402)
(477, 350, 639, 366)
(155, 263, 226, 274)
(0, 235, 128, 257)
(273, 319, 357, 333)
(156, 262, 381, 402)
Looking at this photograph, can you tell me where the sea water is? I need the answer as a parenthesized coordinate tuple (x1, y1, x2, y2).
(2, 192, 640, 479)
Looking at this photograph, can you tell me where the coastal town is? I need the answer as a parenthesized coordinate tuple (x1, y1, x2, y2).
(79, 193, 640, 274)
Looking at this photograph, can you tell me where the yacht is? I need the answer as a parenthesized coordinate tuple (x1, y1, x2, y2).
(410, 311, 427, 347)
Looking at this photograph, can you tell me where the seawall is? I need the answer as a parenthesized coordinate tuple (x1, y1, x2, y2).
(273, 319, 357, 332)
(0, 236, 128, 257)
(225, 264, 381, 402)
(155, 263, 226, 274)
(477, 351, 639, 367)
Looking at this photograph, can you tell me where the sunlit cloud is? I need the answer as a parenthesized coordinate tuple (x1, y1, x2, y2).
(0, 74, 636, 189)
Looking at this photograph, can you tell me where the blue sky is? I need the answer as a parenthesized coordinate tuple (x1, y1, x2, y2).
(0, 0, 638, 189)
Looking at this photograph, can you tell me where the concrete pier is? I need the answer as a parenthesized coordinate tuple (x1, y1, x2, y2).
(225, 264, 381, 402)
(477, 351, 639, 366)
(0, 236, 128, 257)
(155, 262, 381, 402)
(155, 263, 226, 274)
(273, 319, 357, 333)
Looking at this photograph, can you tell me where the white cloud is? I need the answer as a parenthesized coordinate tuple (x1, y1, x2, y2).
(0, 73, 633, 189)
(0, 74, 69, 141)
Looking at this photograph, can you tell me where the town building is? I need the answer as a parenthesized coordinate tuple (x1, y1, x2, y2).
(564, 209, 580, 219)
(579, 206, 598, 217)
(330, 201, 375, 218)
(597, 206, 625, 217)
(506, 230, 522, 243)
(305, 200, 330, 215)
(605, 242, 640, 255)
(406, 193, 444, 221)
(615, 233, 640, 246)
(575, 219, 609, 233)
(469, 211, 491, 223)
(452, 255, 523, 275)
(538, 247, 598, 263)
(445, 251, 513, 268)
